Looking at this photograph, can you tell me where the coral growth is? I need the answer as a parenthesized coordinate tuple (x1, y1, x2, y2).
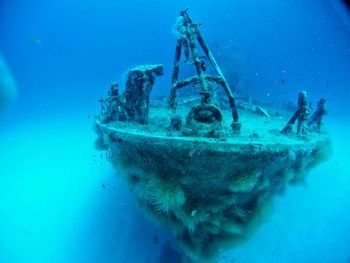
(228, 170, 261, 192)
(146, 176, 186, 215)
(94, 128, 331, 263)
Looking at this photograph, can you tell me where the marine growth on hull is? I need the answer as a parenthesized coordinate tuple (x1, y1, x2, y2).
(94, 9, 332, 263)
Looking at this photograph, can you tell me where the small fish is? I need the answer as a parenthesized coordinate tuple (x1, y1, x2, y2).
(153, 235, 159, 244)
(30, 37, 41, 44)
(297, 73, 303, 82)
(280, 79, 286, 84)
(102, 184, 106, 189)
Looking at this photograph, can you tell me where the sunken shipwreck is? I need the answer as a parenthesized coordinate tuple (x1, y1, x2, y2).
(94, 10, 331, 263)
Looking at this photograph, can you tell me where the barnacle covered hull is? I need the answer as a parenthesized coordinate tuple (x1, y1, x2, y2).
(95, 117, 331, 262)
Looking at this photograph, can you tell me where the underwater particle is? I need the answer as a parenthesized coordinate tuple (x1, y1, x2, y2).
(102, 184, 106, 189)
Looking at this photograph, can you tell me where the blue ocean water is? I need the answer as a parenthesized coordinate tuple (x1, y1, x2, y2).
(0, 0, 350, 262)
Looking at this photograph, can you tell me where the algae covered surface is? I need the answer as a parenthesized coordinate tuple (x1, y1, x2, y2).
(95, 100, 331, 263)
